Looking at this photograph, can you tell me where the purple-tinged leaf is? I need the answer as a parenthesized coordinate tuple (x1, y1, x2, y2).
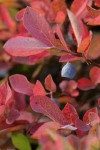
(23, 7, 56, 47)
(16, 8, 25, 21)
(75, 119, 90, 131)
(9, 74, 34, 96)
(30, 122, 45, 135)
(6, 109, 20, 124)
(4, 36, 51, 57)
(12, 56, 35, 65)
(54, 25, 70, 52)
(30, 95, 67, 125)
(14, 92, 26, 110)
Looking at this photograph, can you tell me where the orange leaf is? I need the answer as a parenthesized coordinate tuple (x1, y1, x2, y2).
(44, 74, 56, 93)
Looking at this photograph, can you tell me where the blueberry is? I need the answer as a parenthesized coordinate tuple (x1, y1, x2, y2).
(61, 62, 76, 79)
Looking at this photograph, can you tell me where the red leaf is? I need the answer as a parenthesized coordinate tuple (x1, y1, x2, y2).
(31, 121, 60, 139)
(29, 51, 51, 63)
(83, 107, 98, 124)
(68, 80, 78, 90)
(39, 131, 67, 150)
(94, 0, 100, 7)
(67, 9, 91, 55)
(3, 36, 51, 57)
(75, 119, 90, 131)
(88, 112, 100, 126)
(55, 11, 66, 23)
(12, 56, 35, 65)
(0, 125, 24, 134)
(76, 129, 88, 136)
(86, 6, 100, 18)
(71, 90, 79, 97)
(67, 135, 79, 150)
(9, 74, 34, 96)
(23, 7, 56, 46)
(54, 24, 70, 51)
(0, 81, 12, 105)
(89, 67, 100, 85)
(44, 74, 56, 93)
(59, 80, 78, 97)
(0, 31, 12, 40)
(33, 80, 46, 96)
(88, 34, 100, 59)
(87, 15, 100, 26)
(14, 92, 26, 110)
(13, 51, 51, 65)
(59, 54, 83, 62)
(17, 111, 35, 123)
(70, 0, 89, 16)
(67, 9, 82, 47)
(30, 95, 67, 125)
(0, 105, 5, 116)
(57, 96, 75, 103)
(77, 77, 95, 91)
(30, 122, 44, 134)
(59, 80, 71, 93)
(77, 31, 92, 56)
(16, 8, 25, 21)
(6, 109, 20, 124)
(62, 103, 79, 124)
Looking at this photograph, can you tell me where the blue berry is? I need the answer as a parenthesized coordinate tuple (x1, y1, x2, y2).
(61, 62, 76, 79)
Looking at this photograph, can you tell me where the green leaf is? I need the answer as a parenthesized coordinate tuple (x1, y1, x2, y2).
(47, 48, 68, 56)
(11, 133, 32, 150)
(8, 8, 18, 18)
